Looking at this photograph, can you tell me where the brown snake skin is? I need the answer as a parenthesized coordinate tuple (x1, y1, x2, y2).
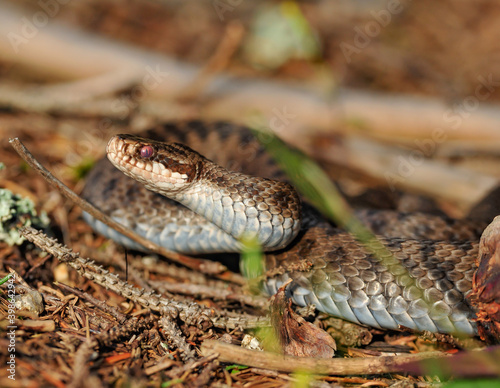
(82, 121, 489, 337)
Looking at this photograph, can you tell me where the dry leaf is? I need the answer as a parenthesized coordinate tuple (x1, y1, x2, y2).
(270, 281, 336, 358)
(470, 216, 500, 343)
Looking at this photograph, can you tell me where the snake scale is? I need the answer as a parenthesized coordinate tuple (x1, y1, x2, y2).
(82, 121, 486, 337)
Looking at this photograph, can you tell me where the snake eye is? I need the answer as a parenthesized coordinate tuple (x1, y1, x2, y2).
(140, 145, 154, 159)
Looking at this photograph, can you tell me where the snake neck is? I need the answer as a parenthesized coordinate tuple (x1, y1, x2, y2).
(169, 160, 302, 251)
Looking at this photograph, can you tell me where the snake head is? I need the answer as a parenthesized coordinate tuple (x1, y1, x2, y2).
(107, 134, 202, 194)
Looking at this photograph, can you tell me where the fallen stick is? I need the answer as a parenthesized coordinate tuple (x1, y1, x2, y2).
(200, 339, 449, 375)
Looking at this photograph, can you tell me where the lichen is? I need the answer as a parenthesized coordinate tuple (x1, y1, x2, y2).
(0, 188, 50, 245)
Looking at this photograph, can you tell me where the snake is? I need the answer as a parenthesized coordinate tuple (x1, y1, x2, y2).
(82, 121, 487, 337)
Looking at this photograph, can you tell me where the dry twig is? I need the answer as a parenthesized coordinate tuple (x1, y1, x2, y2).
(200, 339, 448, 375)
(55, 282, 128, 324)
(150, 280, 269, 310)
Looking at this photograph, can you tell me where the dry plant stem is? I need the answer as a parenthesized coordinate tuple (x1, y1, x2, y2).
(8, 137, 244, 283)
(7, 267, 28, 286)
(200, 340, 448, 375)
(144, 359, 178, 376)
(20, 226, 269, 330)
(323, 376, 393, 385)
(39, 68, 143, 102)
(139, 260, 235, 287)
(107, 252, 236, 289)
(150, 280, 269, 310)
(159, 316, 196, 362)
(55, 282, 128, 324)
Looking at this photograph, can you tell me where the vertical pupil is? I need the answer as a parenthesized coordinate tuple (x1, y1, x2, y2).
(140, 146, 153, 158)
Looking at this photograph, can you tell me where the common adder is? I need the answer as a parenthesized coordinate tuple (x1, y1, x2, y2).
(82, 121, 499, 339)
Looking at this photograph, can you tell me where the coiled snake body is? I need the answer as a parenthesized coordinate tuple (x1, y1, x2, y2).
(83, 122, 484, 337)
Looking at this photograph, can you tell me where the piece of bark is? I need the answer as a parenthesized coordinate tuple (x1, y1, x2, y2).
(269, 282, 336, 358)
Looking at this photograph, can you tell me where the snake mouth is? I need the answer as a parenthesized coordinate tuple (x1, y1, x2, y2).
(107, 135, 193, 191)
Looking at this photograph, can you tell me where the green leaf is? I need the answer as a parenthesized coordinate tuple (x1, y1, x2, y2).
(251, 128, 394, 258)
(71, 156, 96, 180)
(161, 378, 184, 387)
(0, 274, 12, 286)
(291, 370, 313, 388)
(240, 235, 264, 281)
(225, 364, 249, 374)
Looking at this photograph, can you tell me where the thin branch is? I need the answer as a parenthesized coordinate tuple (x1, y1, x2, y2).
(8, 137, 244, 284)
(200, 339, 449, 375)
(149, 280, 269, 310)
(164, 353, 219, 380)
(55, 282, 128, 325)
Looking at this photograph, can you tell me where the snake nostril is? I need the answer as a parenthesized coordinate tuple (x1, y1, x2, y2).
(140, 145, 154, 159)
